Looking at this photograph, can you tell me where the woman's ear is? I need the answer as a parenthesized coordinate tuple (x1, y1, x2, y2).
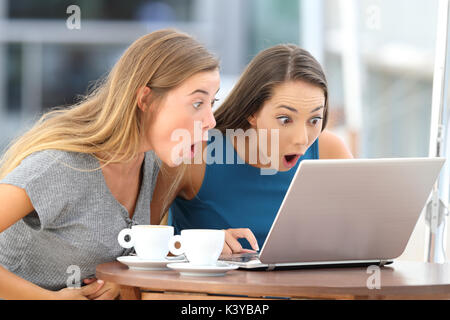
(137, 86, 152, 112)
(247, 114, 258, 128)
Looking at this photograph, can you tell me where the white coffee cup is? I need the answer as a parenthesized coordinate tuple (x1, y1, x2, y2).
(118, 225, 174, 260)
(168, 229, 225, 266)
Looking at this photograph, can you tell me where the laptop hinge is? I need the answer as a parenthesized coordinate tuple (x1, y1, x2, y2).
(267, 264, 277, 271)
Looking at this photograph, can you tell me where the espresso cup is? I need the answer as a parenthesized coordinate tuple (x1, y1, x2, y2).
(168, 229, 225, 266)
(117, 225, 174, 260)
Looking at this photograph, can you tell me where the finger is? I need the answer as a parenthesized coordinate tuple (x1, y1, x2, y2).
(230, 229, 259, 251)
(240, 248, 258, 253)
(83, 278, 97, 285)
(81, 280, 104, 297)
(88, 283, 120, 300)
(88, 288, 108, 300)
(225, 233, 244, 253)
(83, 282, 104, 298)
(87, 288, 105, 300)
(94, 289, 118, 300)
(222, 243, 232, 255)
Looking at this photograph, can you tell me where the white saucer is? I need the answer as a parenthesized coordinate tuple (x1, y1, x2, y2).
(117, 255, 186, 271)
(166, 261, 239, 277)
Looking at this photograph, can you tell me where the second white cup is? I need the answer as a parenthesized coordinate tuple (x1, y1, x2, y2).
(118, 225, 174, 260)
(168, 229, 225, 266)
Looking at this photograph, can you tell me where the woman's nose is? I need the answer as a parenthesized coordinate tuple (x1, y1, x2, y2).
(202, 108, 216, 131)
(294, 126, 309, 146)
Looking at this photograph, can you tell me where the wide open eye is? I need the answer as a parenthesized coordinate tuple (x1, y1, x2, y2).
(211, 98, 219, 108)
(192, 102, 202, 109)
(277, 116, 292, 126)
(309, 117, 323, 126)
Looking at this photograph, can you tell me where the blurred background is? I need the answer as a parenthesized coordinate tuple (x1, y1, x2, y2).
(0, 0, 447, 261)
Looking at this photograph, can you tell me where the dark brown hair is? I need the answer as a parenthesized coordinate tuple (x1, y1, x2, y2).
(214, 44, 328, 132)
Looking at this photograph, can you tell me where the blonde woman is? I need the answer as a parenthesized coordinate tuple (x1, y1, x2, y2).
(0, 29, 220, 299)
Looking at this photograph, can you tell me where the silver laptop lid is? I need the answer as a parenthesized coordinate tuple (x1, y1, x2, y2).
(259, 158, 445, 264)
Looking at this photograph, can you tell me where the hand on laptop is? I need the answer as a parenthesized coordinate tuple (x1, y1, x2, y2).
(222, 228, 259, 255)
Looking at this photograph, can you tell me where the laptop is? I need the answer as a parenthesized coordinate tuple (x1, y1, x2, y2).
(219, 157, 446, 270)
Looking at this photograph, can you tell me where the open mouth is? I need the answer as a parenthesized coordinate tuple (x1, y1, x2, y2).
(283, 154, 302, 168)
(190, 143, 196, 158)
(190, 141, 202, 159)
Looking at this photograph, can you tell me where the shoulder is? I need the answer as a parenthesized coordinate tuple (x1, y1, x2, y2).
(318, 130, 354, 159)
(7, 149, 83, 180)
(22, 149, 65, 167)
(1, 149, 98, 190)
(22, 149, 94, 169)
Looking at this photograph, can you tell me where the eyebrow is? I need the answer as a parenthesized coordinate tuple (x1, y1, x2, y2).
(277, 105, 324, 113)
(310, 106, 324, 113)
(189, 87, 221, 96)
(189, 89, 209, 96)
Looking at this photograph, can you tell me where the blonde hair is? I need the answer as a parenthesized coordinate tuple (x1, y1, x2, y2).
(0, 29, 219, 203)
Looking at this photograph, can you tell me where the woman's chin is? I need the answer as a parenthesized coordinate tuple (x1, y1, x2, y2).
(165, 160, 179, 167)
(165, 152, 192, 167)
(167, 155, 184, 167)
(156, 151, 181, 167)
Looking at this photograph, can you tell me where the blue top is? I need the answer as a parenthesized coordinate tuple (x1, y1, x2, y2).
(169, 134, 319, 249)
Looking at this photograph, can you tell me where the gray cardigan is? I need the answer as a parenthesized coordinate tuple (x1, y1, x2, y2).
(0, 149, 160, 290)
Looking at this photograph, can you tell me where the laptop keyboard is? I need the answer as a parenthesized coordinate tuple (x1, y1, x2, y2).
(219, 252, 260, 263)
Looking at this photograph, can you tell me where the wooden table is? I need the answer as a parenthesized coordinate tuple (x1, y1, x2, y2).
(96, 260, 450, 300)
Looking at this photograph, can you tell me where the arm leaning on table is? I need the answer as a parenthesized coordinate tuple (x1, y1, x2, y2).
(0, 184, 105, 300)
